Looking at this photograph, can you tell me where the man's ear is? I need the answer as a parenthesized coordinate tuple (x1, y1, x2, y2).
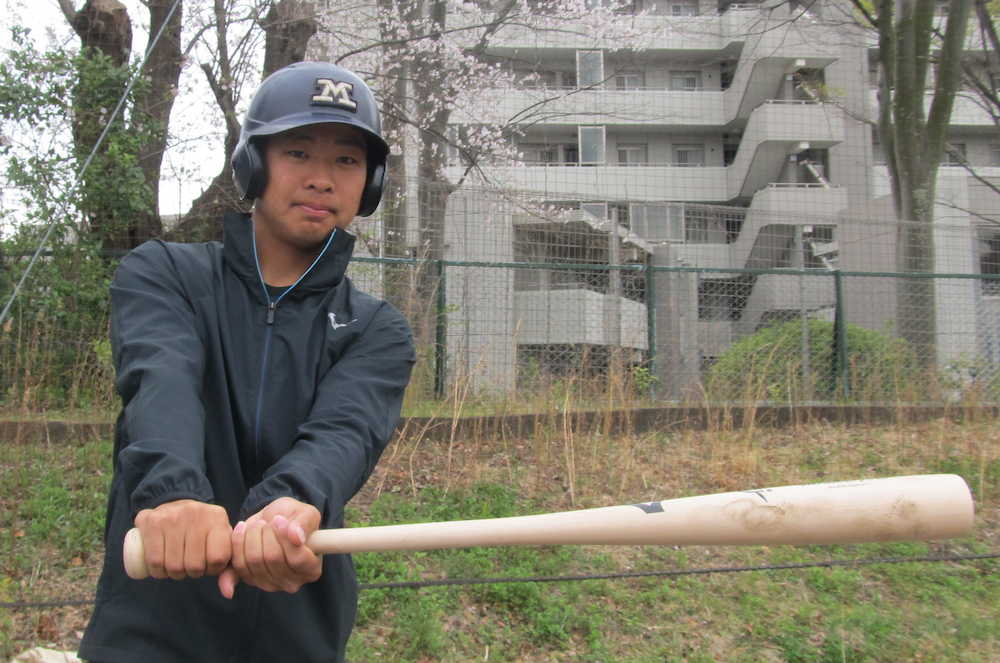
(232, 137, 268, 201)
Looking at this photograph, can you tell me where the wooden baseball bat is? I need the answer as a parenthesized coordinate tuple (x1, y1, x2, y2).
(123, 474, 974, 580)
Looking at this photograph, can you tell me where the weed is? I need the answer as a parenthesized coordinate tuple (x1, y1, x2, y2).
(0, 576, 13, 661)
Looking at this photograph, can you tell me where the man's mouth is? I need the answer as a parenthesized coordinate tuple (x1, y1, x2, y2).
(297, 203, 334, 217)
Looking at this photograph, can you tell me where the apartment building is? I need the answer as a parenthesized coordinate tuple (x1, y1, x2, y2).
(323, 1, 1000, 396)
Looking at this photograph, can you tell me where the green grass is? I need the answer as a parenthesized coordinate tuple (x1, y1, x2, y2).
(1, 438, 111, 576)
(343, 488, 997, 662)
(1, 420, 998, 661)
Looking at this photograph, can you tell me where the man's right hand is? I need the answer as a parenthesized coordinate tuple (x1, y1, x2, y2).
(133, 499, 232, 581)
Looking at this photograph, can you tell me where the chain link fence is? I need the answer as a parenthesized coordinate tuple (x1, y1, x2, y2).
(3, 177, 1000, 411)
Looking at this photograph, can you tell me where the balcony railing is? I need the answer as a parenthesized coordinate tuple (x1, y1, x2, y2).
(515, 161, 711, 168)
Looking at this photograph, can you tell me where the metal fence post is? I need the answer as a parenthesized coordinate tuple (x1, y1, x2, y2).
(434, 259, 447, 399)
(832, 270, 849, 399)
(646, 263, 657, 400)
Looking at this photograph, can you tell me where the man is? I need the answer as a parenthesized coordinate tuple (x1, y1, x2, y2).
(79, 62, 415, 663)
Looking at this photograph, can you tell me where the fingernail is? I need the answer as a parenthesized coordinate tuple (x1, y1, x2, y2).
(234, 521, 246, 536)
(292, 523, 306, 543)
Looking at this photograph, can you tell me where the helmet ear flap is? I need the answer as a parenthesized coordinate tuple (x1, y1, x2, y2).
(231, 139, 267, 201)
(358, 163, 386, 217)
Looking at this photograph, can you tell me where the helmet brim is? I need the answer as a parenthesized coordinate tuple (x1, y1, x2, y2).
(244, 110, 389, 162)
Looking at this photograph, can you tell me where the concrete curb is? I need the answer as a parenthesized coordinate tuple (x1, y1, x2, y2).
(4, 404, 998, 444)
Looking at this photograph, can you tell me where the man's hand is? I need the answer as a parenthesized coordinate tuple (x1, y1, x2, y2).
(133, 499, 232, 581)
(223, 497, 322, 598)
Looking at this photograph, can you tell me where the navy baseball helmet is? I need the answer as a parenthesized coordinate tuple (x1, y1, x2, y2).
(231, 61, 389, 216)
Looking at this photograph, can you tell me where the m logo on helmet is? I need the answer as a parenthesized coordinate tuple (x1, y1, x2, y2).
(312, 79, 358, 111)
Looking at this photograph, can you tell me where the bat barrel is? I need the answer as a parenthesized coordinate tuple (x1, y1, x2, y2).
(307, 473, 974, 553)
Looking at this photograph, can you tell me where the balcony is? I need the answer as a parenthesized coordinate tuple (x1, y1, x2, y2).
(728, 100, 844, 199)
(515, 289, 648, 349)
(488, 14, 729, 52)
(454, 101, 841, 202)
(452, 87, 726, 127)
(867, 88, 998, 129)
(452, 163, 729, 201)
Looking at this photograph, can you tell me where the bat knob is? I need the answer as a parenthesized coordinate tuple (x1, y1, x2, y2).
(123, 528, 150, 580)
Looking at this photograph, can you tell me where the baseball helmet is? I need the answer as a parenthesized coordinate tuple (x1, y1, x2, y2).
(231, 61, 389, 216)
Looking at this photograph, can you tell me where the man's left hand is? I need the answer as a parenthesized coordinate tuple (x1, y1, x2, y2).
(220, 497, 322, 598)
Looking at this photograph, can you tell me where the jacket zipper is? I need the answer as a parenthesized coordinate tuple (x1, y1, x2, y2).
(253, 301, 277, 451)
(249, 226, 338, 458)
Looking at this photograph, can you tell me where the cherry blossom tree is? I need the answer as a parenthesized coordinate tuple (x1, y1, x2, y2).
(316, 0, 666, 326)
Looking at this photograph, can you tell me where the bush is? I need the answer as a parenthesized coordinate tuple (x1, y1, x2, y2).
(705, 318, 921, 402)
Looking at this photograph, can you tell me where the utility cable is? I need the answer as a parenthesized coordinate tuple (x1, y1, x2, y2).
(0, 0, 183, 329)
(2, 552, 996, 610)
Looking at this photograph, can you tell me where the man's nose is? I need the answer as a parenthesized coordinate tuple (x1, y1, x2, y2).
(305, 169, 335, 192)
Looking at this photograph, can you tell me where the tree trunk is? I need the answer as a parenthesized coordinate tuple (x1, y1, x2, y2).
(173, 0, 317, 241)
(375, 0, 418, 315)
(262, 0, 318, 77)
(883, 0, 973, 367)
(130, 0, 184, 245)
(412, 0, 457, 348)
(63, 0, 135, 249)
(64, 0, 132, 65)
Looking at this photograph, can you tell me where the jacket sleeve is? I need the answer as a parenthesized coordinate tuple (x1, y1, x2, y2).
(240, 302, 415, 523)
(111, 241, 215, 517)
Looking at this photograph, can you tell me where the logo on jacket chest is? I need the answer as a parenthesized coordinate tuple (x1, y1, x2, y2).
(328, 312, 357, 331)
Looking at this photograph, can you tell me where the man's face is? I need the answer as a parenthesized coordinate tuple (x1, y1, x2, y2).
(252, 122, 368, 253)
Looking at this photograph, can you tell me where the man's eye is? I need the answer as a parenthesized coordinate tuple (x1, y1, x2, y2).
(338, 155, 361, 165)
(287, 150, 308, 159)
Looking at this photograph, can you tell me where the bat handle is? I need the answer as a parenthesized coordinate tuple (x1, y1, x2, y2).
(123, 528, 150, 579)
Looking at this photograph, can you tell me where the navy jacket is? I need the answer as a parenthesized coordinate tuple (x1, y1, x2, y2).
(80, 213, 415, 663)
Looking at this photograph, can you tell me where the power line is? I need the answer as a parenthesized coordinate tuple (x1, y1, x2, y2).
(2, 552, 996, 610)
(0, 0, 184, 329)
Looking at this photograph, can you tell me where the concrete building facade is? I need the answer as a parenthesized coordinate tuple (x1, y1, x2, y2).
(327, 0, 1000, 397)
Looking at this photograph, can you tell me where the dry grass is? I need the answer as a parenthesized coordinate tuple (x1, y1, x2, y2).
(361, 416, 1000, 529)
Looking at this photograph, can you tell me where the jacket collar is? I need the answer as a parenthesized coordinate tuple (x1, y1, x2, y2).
(223, 212, 356, 296)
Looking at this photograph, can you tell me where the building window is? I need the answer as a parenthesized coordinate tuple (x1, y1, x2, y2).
(614, 0, 644, 14)
(581, 202, 608, 222)
(579, 126, 606, 165)
(521, 69, 576, 89)
(577, 50, 605, 88)
(670, 70, 703, 90)
(614, 70, 645, 90)
(980, 228, 1000, 296)
(518, 143, 580, 165)
(630, 203, 683, 242)
(617, 143, 648, 166)
(519, 143, 558, 164)
(992, 144, 1000, 167)
(674, 144, 705, 166)
(686, 216, 709, 242)
(670, 0, 699, 16)
(520, 70, 557, 88)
